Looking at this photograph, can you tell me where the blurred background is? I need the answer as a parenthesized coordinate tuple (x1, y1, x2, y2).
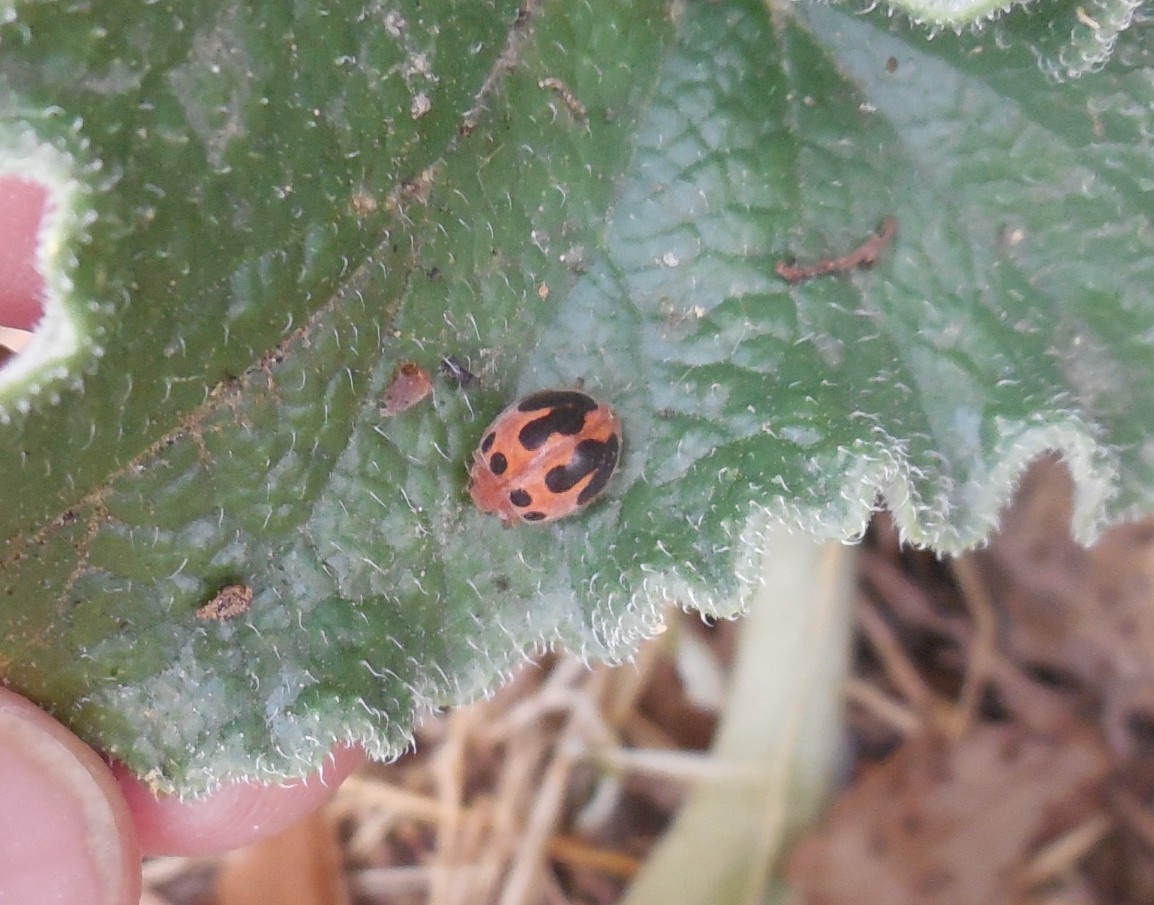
(140, 455, 1154, 905)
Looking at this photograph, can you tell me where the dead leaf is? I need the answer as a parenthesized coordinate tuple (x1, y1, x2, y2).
(788, 725, 1114, 905)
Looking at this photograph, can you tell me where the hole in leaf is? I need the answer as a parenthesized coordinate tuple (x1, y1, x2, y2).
(0, 175, 48, 365)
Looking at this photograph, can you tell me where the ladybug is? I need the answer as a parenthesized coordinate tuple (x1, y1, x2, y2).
(468, 389, 622, 525)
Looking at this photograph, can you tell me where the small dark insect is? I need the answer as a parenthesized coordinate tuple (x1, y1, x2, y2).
(380, 362, 433, 416)
(196, 584, 254, 621)
(440, 355, 479, 389)
(776, 217, 898, 285)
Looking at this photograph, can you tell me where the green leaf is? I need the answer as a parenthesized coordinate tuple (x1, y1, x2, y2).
(857, 0, 1143, 78)
(3, 0, 1154, 794)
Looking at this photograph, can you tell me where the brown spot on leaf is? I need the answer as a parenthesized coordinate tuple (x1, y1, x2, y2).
(380, 363, 433, 416)
(197, 584, 254, 621)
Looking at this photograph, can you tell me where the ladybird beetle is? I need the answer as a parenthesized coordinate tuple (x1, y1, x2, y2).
(468, 389, 622, 525)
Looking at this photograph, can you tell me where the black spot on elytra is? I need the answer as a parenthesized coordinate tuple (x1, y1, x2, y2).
(516, 391, 598, 450)
(509, 488, 532, 507)
(481, 431, 496, 454)
(489, 451, 508, 475)
(545, 434, 620, 505)
(523, 510, 547, 521)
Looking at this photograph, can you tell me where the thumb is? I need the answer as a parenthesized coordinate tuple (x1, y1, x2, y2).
(0, 689, 140, 905)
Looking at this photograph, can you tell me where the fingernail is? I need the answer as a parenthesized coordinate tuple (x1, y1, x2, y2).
(0, 691, 139, 905)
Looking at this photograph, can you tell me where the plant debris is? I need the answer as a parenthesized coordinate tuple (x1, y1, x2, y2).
(776, 216, 898, 284)
(791, 457, 1154, 905)
(380, 362, 434, 416)
(539, 76, 588, 121)
(195, 584, 254, 621)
